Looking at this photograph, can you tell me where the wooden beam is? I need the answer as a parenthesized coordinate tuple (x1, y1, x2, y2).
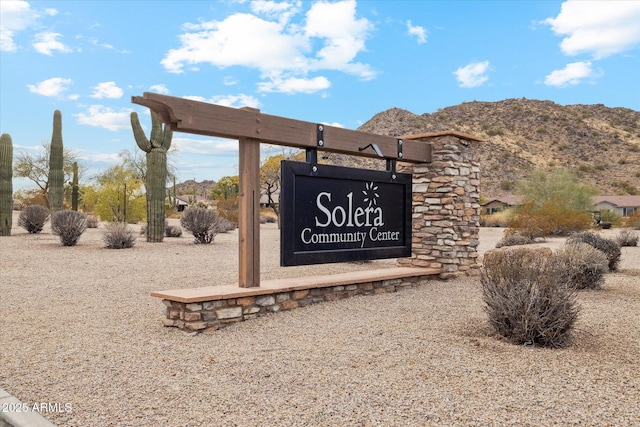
(132, 92, 431, 163)
(238, 137, 260, 287)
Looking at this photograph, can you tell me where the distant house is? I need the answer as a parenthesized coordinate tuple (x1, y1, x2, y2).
(175, 195, 213, 212)
(481, 195, 523, 215)
(593, 196, 640, 217)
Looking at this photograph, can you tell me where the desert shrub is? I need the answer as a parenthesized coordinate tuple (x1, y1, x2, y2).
(623, 210, 640, 229)
(216, 195, 238, 225)
(165, 225, 183, 238)
(18, 205, 50, 233)
(481, 247, 579, 348)
(260, 215, 277, 224)
(86, 215, 99, 228)
(495, 233, 534, 248)
(555, 243, 608, 290)
(481, 209, 515, 227)
(506, 199, 592, 239)
(180, 207, 223, 244)
(567, 231, 621, 271)
(218, 217, 236, 232)
(615, 229, 638, 247)
(103, 222, 136, 249)
(51, 210, 87, 246)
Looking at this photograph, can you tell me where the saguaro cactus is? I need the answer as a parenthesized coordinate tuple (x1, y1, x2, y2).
(49, 110, 64, 213)
(0, 133, 13, 236)
(71, 161, 79, 211)
(131, 110, 172, 242)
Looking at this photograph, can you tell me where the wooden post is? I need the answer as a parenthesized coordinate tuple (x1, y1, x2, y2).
(238, 137, 261, 287)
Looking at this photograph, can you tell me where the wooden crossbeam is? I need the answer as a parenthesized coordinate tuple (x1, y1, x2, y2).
(132, 92, 431, 163)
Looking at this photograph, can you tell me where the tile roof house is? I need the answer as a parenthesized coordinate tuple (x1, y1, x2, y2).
(481, 195, 523, 214)
(593, 196, 640, 217)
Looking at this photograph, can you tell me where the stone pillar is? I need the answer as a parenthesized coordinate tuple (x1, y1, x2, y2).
(397, 134, 481, 279)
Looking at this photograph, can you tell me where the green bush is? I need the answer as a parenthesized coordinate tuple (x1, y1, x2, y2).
(103, 222, 136, 249)
(18, 205, 50, 234)
(567, 231, 621, 271)
(555, 243, 608, 290)
(481, 247, 579, 348)
(51, 210, 87, 246)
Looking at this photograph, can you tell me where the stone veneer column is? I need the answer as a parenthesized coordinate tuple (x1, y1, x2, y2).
(397, 134, 482, 279)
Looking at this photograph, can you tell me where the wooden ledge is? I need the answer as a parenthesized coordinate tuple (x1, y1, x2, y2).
(150, 267, 441, 303)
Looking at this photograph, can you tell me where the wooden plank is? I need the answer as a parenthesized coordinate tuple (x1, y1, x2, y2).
(132, 92, 432, 163)
(238, 137, 261, 287)
(150, 267, 441, 303)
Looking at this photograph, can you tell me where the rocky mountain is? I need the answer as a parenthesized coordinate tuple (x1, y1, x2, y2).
(171, 179, 217, 199)
(175, 99, 640, 200)
(356, 98, 640, 198)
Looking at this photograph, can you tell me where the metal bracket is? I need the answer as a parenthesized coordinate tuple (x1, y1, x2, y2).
(386, 159, 397, 174)
(306, 148, 318, 176)
(317, 124, 324, 148)
(397, 139, 403, 159)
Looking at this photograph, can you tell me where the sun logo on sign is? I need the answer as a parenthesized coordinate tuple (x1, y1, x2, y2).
(362, 182, 380, 208)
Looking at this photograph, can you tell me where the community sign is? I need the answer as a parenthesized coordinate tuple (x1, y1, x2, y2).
(280, 160, 412, 266)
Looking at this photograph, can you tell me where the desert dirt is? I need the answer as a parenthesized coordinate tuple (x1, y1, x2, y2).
(0, 212, 638, 426)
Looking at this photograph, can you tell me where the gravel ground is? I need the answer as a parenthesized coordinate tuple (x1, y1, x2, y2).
(1, 215, 639, 426)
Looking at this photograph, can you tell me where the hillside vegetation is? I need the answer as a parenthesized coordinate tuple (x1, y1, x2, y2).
(357, 98, 640, 198)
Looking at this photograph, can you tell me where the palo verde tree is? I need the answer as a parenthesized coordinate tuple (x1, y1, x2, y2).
(507, 168, 598, 238)
(82, 164, 146, 223)
(0, 133, 13, 236)
(130, 110, 173, 242)
(48, 110, 64, 213)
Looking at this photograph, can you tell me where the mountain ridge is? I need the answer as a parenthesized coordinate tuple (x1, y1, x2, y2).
(356, 98, 640, 198)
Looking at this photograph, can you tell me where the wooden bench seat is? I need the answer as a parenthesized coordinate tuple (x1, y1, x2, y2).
(151, 267, 441, 303)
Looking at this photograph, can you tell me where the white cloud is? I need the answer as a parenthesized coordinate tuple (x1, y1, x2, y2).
(32, 31, 72, 55)
(407, 20, 427, 44)
(44, 8, 57, 16)
(251, 0, 301, 24)
(320, 121, 345, 128)
(172, 137, 239, 156)
(453, 61, 490, 88)
(27, 77, 73, 97)
(183, 94, 260, 109)
(257, 75, 331, 94)
(304, 0, 374, 78)
(149, 84, 169, 94)
(74, 105, 133, 131)
(223, 76, 238, 86)
(544, 61, 601, 87)
(81, 152, 121, 165)
(161, 0, 374, 93)
(90, 81, 124, 99)
(544, 1, 640, 59)
(0, 0, 37, 52)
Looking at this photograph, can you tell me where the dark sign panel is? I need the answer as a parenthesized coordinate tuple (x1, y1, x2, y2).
(280, 160, 412, 266)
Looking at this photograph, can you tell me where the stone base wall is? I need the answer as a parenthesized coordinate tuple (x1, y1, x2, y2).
(398, 135, 482, 279)
(161, 275, 434, 331)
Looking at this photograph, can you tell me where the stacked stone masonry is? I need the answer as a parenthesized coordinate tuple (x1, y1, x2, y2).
(397, 134, 482, 278)
(162, 275, 433, 331)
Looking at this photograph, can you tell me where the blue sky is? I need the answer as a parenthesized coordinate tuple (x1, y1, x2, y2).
(1, 0, 639, 190)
